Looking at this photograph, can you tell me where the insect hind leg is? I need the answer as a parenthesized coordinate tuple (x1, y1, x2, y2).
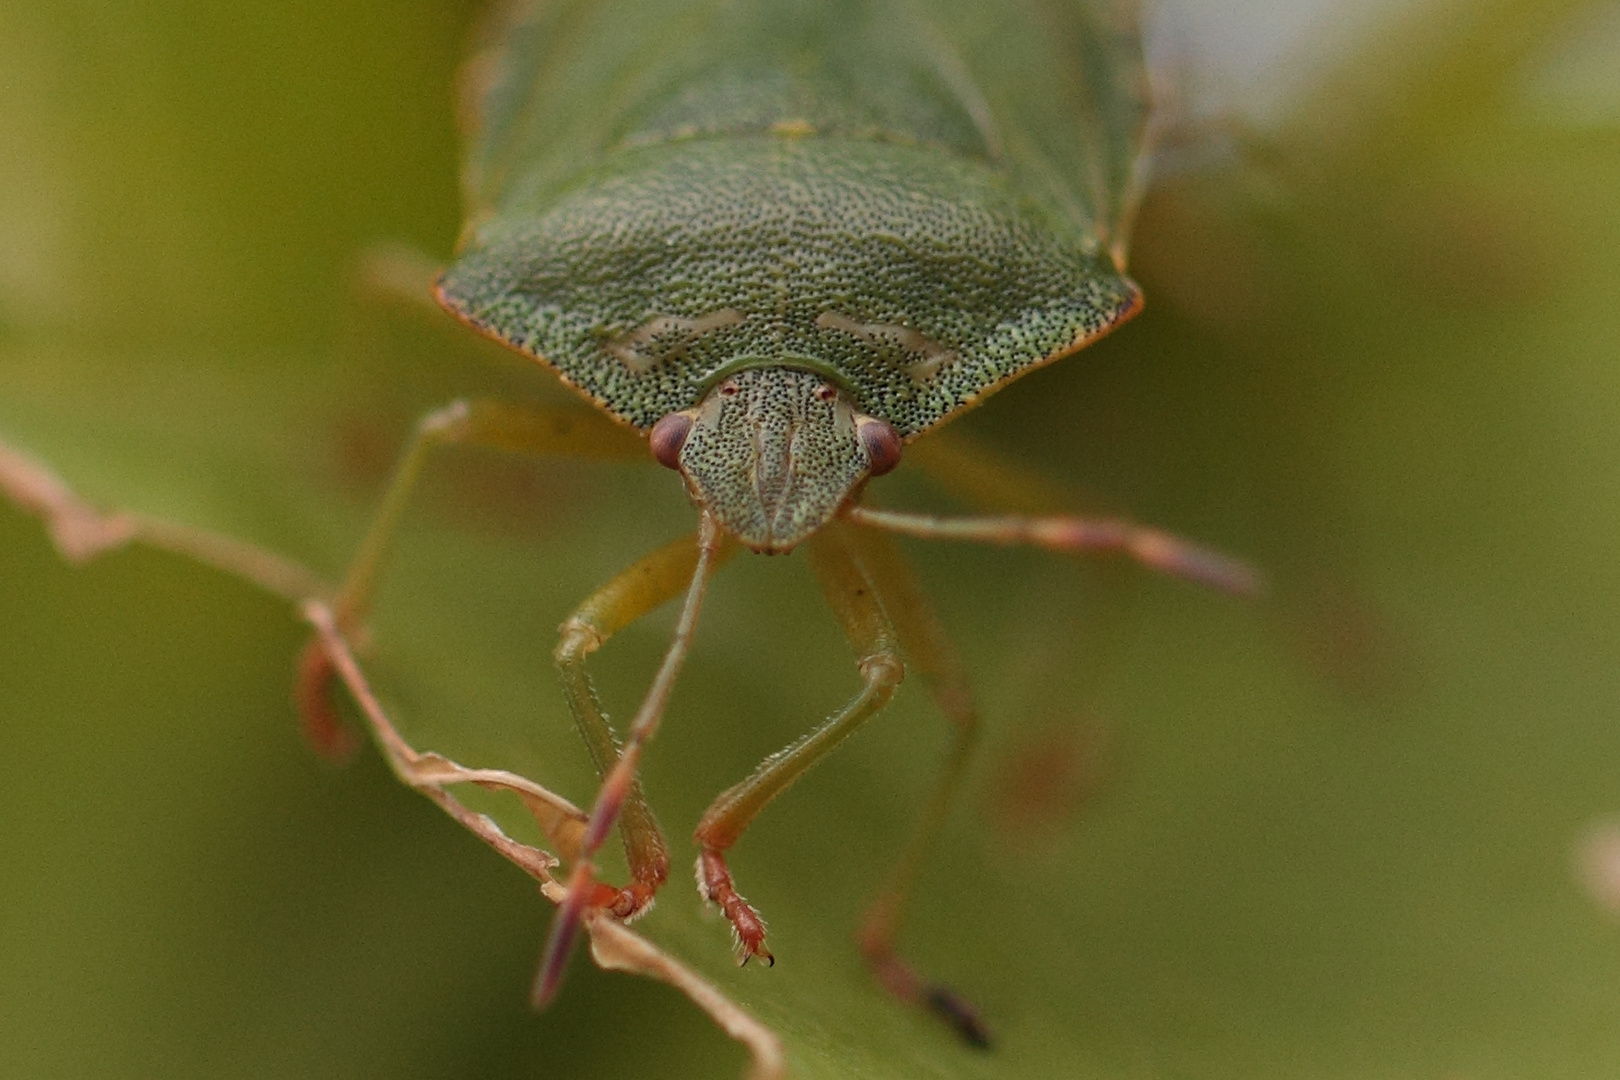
(845, 525, 992, 1049)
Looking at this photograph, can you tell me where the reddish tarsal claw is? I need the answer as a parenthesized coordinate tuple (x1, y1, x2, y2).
(698, 850, 774, 965)
(534, 867, 663, 1010)
(589, 880, 656, 920)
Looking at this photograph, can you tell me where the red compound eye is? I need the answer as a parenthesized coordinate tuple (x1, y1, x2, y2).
(856, 417, 902, 476)
(649, 411, 693, 470)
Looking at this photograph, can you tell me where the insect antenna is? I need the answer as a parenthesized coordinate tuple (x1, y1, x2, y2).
(843, 505, 1262, 596)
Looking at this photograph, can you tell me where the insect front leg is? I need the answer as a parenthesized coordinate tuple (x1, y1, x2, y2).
(534, 514, 726, 1009)
(693, 522, 904, 967)
(297, 398, 646, 758)
(553, 530, 741, 920)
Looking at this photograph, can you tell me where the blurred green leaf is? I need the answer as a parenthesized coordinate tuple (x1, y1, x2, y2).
(6, 1, 1620, 1078)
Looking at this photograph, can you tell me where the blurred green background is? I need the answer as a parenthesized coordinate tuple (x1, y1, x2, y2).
(3, 1, 1620, 1077)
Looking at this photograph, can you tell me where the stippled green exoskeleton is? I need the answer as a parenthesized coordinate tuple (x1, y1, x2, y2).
(304, 0, 1256, 1045)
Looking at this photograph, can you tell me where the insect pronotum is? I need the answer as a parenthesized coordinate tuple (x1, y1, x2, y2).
(298, 0, 1258, 1047)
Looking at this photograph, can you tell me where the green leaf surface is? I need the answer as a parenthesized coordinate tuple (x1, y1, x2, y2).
(6, 1, 1620, 1078)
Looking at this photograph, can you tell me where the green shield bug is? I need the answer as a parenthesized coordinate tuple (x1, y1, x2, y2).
(299, 0, 1259, 1047)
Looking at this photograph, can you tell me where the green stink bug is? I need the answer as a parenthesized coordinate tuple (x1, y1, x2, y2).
(299, 0, 1257, 1045)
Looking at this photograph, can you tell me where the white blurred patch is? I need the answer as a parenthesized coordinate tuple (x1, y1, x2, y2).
(1147, 0, 1424, 124)
(1573, 818, 1620, 915)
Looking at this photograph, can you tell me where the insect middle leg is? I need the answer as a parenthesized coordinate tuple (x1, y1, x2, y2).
(693, 521, 904, 966)
(296, 397, 645, 754)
